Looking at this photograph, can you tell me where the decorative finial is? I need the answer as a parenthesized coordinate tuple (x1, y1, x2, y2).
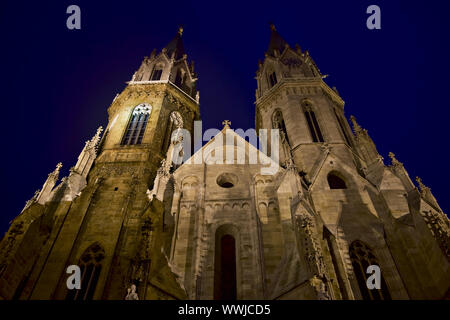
(388, 152, 396, 160)
(415, 176, 430, 192)
(56, 162, 63, 171)
(376, 154, 384, 164)
(222, 120, 231, 128)
(269, 22, 276, 31)
(96, 126, 103, 136)
(416, 176, 430, 195)
(350, 115, 362, 133)
(416, 176, 423, 186)
(388, 152, 402, 167)
(178, 26, 184, 36)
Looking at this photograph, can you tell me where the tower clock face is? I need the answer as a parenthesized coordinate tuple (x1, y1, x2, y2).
(282, 58, 302, 67)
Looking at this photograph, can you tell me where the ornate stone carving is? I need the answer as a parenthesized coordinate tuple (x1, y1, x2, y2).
(295, 213, 327, 277)
(309, 275, 330, 300)
(421, 210, 450, 260)
(125, 284, 139, 300)
(294, 213, 330, 299)
(388, 152, 403, 168)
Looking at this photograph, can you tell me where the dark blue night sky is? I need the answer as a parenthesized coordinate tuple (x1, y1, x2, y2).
(1, 1, 449, 234)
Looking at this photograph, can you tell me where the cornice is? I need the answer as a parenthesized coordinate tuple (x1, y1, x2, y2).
(255, 78, 345, 112)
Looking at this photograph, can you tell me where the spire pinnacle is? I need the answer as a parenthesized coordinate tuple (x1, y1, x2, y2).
(164, 26, 186, 60)
(350, 115, 363, 134)
(388, 152, 403, 167)
(266, 23, 288, 57)
(269, 22, 276, 32)
(416, 176, 426, 190)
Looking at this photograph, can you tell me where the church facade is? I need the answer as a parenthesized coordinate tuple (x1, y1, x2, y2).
(0, 26, 449, 300)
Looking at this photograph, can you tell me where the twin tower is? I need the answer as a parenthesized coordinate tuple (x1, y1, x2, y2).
(0, 26, 448, 300)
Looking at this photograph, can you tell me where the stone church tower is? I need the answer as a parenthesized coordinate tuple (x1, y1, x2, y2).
(0, 25, 449, 300)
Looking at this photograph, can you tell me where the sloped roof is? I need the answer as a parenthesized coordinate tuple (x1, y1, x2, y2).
(177, 125, 280, 175)
(266, 24, 288, 57)
(165, 28, 186, 60)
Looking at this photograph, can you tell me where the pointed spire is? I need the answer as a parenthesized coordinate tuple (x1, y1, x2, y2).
(165, 26, 186, 60)
(266, 22, 289, 57)
(36, 163, 62, 204)
(53, 163, 63, 177)
(88, 126, 104, 151)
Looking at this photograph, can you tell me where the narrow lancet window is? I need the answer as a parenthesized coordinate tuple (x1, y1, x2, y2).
(272, 110, 290, 146)
(302, 101, 324, 142)
(66, 243, 105, 301)
(214, 234, 237, 300)
(349, 240, 391, 300)
(151, 68, 162, 80)
(268, 72, 277, 87)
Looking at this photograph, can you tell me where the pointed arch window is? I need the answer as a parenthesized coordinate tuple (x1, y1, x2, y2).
(349, 241, 391, 300)
(272, 109, 290, 145)
(66, 243, 105, 301)
(327, 172, 347, 189)
(121, 104, 152, 145)
(268, 71, 277, 87)
(214, 234, 237, 300)
(151, 68, 163, 81)
(303, 101, 324, 142)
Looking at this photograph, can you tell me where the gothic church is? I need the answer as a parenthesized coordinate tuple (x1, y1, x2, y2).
(0, 25, 449, 300)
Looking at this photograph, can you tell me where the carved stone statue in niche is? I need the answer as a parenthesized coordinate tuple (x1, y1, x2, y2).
(125, 284, 139, 300)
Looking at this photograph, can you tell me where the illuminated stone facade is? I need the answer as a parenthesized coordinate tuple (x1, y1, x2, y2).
(0, 26, 448, 300)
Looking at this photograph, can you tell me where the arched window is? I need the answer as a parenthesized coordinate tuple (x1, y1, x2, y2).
(162, 111, 184, 154)
(268, 71, 277, 87)
(121, 104, 152, 145)
(349, 240, 391, 300)
(302, 101, 324, 142)
(214, 234, 237, 300)
(151, 68, 163, 80)
(66, 243, 105, 301)
(327, 172, 347, 189)
(272, 110, 290, 145)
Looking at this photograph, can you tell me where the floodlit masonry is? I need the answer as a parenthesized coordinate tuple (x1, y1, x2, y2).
(0, 25, 448, 300)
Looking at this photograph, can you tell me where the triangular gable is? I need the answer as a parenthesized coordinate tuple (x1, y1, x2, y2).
(309, 151, 377, 192)
(177, 127, 280, 175)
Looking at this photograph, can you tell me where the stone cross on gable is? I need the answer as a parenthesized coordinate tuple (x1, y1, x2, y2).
(222, 120, 231, 128)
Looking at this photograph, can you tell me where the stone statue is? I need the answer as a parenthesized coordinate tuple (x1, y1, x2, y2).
(125, 284, 139, 300)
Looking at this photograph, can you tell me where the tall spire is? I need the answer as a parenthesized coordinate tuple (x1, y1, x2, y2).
(266, 23, 289, 57)
(165, 26, 186, 60)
